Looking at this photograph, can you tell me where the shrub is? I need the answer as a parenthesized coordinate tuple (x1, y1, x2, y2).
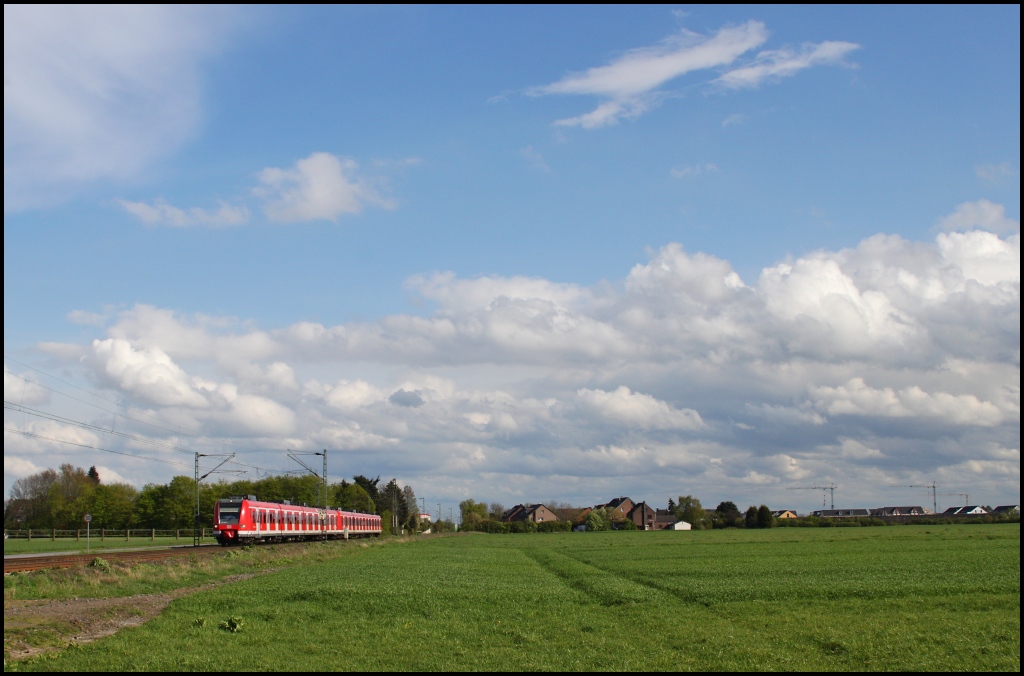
(537, 520, 571, 533)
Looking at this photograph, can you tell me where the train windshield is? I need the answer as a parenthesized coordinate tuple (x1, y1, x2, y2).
(218, 503, 241, 524)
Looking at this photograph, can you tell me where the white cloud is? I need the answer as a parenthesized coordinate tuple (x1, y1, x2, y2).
(670, 163, 719, 178)
(4, 454, 44, 479)
(935, 199, 1019, 234)
(255, 152, 391, 223)
(936, 230, 1019, 287)
(4, 5, 237, 210)
(520, 146, 550, 172)
(531, 22, 857, 128)
(4, 368, 51, 407)
(975, 162, 1017, 184)
(811, 378, 1007, 426)
(535, 21, 766, 128)
(716, 41, 860, 89)
(117, 198, 249, 228)
(576, 386, 704, 430)
(90, 338, 208, 408)
(16, 220, 1018, 507)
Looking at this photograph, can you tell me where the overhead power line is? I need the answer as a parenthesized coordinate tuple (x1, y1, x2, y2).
(4, 427, 192, 470)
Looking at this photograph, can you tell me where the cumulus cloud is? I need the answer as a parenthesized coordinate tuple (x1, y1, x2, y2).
(90, 338, 208, 408)
(12, 217, 1019, 508)
(255, 152, 392, 223)
(810, 378, 1007, 427)
(4, 5, 237, 210)
(576, 387, 704, 430)
(935, 199, 1019, 234)
(5, 368, 51, 407)
(530, 21, 857, 128)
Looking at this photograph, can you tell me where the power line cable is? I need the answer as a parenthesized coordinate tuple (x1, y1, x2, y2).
(4, 427, 193, 470)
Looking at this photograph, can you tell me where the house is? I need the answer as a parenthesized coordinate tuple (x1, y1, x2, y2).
(418, 513, 432, 522)
(596, 497, 634, 517)
(992, 505, 1020, 515)
(626, 502, 657, 530)
(500, 504, 558, 523)
(812, 509, 870, 518)
(869, 506, 931, 517)
(772, 510, 798, 519)
(655, 509, 678, 530)
(942, 505, 990, 516)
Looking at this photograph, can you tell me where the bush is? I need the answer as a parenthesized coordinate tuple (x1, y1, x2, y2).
(537, 520, 571, 533)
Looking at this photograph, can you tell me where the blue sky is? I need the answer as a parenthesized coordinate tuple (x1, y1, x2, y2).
(4, 6, 1020, 514)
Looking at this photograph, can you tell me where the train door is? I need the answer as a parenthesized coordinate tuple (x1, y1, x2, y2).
(254, 509, 261, 538)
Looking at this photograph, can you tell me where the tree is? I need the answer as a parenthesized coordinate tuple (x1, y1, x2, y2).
(7, 468, 58, 528)
(459, 499, 488, 531)
(337, 483, 375, 514)
(668, 498, 676, 513)
(380, 479, 406, 530)
(745, 506, 758, 529)
(585, 509, 609, 532)
(757, 504, 774, 529)
(488, 502, 506, 520)
(352, 476, 381, 513)
(87, 466, 101, 485)
(712, 501, 743, 529)
(402, 485, 418, 529)
(48, 464, 97, 529)
(91, 482, 138, 529)
(676, 495, 708, 530)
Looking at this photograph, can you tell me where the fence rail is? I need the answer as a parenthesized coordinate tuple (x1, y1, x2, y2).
(4, 528, 206, 542)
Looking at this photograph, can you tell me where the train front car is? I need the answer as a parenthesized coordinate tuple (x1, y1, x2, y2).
(214, 496, 246, 545)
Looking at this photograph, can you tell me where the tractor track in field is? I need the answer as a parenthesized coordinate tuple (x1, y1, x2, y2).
(4, 572, 265, 662)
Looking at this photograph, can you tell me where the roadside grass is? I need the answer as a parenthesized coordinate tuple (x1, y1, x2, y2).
(7, 525, 1019, 671)
(4, 537, 204, 556)
(4, 540, 384, 603)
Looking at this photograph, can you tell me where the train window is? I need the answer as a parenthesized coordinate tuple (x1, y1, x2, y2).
(219, 506, 240, 525)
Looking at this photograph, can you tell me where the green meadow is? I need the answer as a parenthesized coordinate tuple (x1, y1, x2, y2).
(9, 525, 1020, 671)
(4, 537, 207, 556)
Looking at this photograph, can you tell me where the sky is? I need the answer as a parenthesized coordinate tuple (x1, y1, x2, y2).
(4, 5, 1020, 516)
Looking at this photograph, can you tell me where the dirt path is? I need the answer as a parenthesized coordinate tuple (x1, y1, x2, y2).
(4, 573, 257, 662)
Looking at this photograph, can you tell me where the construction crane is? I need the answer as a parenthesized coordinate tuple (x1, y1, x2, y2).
(787, 484, 837, 510)
(893, 481, 938, 515)
(939, 493, 969, 510)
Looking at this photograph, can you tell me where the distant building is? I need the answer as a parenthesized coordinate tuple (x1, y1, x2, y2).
(419, 513, 432, 522)
(626, 502, 657, 530)
(596, 497, 634, 518)
(772, 510, 798, 519)
(655, 509, 678, 530)
(670, 521, 692, 531)
(812, 509, 870, 518)
(942, 505, 990, 516)
(992, 505, 1020, 515)
(500, 504, 558, 523)
(869, 506, 931, 517)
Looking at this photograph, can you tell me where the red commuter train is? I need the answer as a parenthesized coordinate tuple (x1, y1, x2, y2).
(214, 495, 381, 545)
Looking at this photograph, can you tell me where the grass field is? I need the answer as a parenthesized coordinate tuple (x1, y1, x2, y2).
(4, 537, 210, 556)
(6, 525, 1019, 671)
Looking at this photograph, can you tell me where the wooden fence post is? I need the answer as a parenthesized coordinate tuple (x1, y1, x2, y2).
(151, 528, 155, 541)
(77, 529, 81, 542)
(126, 529, 130, 542)
(176, 529, 179, 541)
(52, 528, 56, 541)
(27, 528, 31, 542)
(101, 528, 105, 542)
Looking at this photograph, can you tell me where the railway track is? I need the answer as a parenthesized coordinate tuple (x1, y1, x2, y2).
(4, 546, 222, 574)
